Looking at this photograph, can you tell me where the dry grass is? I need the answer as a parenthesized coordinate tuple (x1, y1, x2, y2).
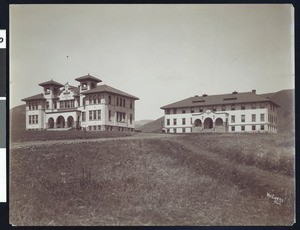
(10, 130, 134, 143)
(10, 134, 295, 226)
(178, 133, 294, 176)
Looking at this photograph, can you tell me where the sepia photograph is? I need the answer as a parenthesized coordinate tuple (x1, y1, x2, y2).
(9, 4, 295, 226)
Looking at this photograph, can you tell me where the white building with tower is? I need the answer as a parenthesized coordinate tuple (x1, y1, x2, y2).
(161, 90, 279, 133)
(22, 74, 139, 131)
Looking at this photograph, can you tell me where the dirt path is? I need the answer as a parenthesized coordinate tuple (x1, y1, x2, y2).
(10, 133, 181, 149)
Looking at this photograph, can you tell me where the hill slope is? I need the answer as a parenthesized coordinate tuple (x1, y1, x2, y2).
(136, 117, 164, 133)
(260, 89, 294, 133)
(10, 104, 26, 131)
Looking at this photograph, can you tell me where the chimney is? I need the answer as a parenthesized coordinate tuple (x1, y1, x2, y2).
(252, 89, 256, 94)
(202, 94, 208, 97)
(232, 91, 238, 94)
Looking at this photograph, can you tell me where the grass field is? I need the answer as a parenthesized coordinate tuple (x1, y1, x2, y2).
(10, 130, 134, 143)
(10, 133, 295, 226)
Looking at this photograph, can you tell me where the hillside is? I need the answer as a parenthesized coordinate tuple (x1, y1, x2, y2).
(260, 89, 295, 133)
(134, 120, 153, 129)
(135, 117, 164, 133)
(10, 104, 26, 131)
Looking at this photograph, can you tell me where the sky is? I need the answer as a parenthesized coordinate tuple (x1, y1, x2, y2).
(10, 4, 294, 120)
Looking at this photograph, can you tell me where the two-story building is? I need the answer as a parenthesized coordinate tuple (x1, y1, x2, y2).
(160, 90, 280, 133)
(22, 74, 139, 131)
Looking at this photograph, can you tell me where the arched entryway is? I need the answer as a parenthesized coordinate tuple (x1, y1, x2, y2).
(48, 117, 54, 129)
(194, 119, 202, 127)
(67, 116, 74, 128)
(56, 116, 65, 128)
(215, 118, 223, 126)
(204, 118, 213, 129)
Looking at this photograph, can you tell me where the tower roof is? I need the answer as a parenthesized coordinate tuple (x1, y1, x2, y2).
(39, 79, 64, 87)
(75, 74, 102, 83)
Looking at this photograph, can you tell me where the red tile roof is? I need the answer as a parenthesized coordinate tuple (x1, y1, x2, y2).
(82, 84, 139, 100)
(39, 80, 64, 87)
(160, 91, 280, 109)
(75, 74, 102, 83)
(21, 93, 46, 101)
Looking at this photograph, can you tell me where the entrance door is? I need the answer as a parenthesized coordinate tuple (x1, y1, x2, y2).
(204, 118, 213, 129)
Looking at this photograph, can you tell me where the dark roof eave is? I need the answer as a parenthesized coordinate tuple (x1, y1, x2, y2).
(160, 99, 276, 109)
(82, 91, 139, 100)
(22, 98, 46, 101)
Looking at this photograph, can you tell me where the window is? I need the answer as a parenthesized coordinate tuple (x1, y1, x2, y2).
(82, 112, 86, 121)
(89, 111, 93, 120)
(98, 125, 101, 130)
(252, 114, 256, 122)
(108, 95, 111, 104)
(231, 104, 235, 110)
(260, 102, 265, 108)
(182, 128, 186, 133)
(182, 108, 186, 114)
(241, 126, 245, 131)
(231, 115, 235, 123)
(119, 98, 122, 107)
(173, 108, 177, 114)
(173, 128, 177, 133)
(261, 125, 265, 130)
(213, 106, 216, 112)
(241, 104, 245, 110)
(191, 107, 194, 113)
(98, 110, 101, 120)
(130, 114, 133, 124)
(93, 111, 97, 120)
(46, 101, 49, 109)
(173, 118, 177, 125)
(252, 103, 256, 109)
(45, 88, 50, 94)
(260, 114, 265, 122)
(222, 105, 226, 111)
(199, 107, 203, 112)
(252, 125, 256, 130)
(116, 97, 119, 106)
(231, 126, 235, 131)
(93, 125, 97, 131)
(166, 109, 170, 115)
(123, 99, 126, 107)
(182, 118, 186, 125)
(53, 101, 57, 109)
(167, 119, 170, 126)
(130, 101, 133, 109)
(109, 110, 112, 121)
(29, 116, 32, 124)
(93, 98, 96, 104)
(241, 115, 245, 122)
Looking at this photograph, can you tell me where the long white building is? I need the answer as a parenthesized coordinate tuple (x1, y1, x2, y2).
(161, 90, 279, 133)
(22, 74, 139, 131)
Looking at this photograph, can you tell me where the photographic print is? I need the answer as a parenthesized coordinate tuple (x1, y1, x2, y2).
(9, 4, 295, 226)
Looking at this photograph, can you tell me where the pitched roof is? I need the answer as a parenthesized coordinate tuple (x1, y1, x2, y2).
(21, 93, 46, 101)
(75, 74, 102, 83)
(160, 91, 280, 109)
(82, 84, 139, 100)
(39, 79, 64, 87)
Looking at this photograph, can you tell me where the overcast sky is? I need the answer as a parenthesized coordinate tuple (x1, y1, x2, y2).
(10, 4, 294, 120)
